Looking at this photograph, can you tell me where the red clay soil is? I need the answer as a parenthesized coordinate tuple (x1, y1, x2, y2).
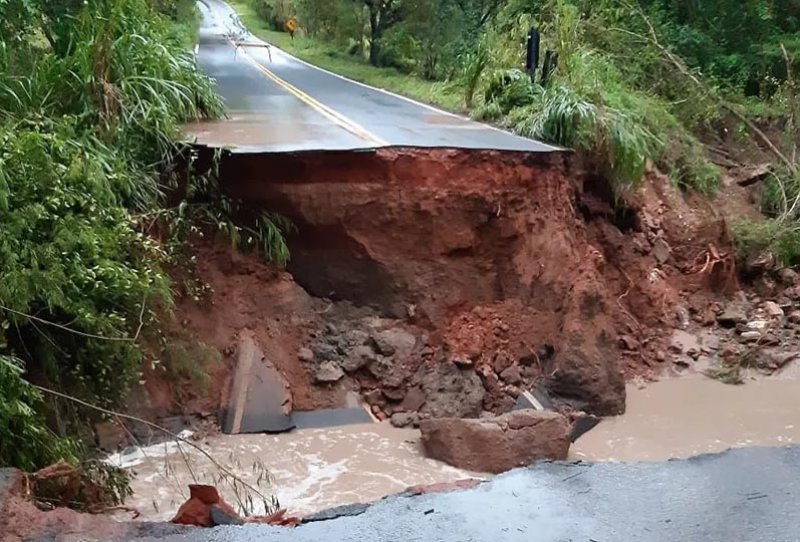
(138, 148, 735, 421)
(173, 243, 350, 412)
(190, 148, 731, 416)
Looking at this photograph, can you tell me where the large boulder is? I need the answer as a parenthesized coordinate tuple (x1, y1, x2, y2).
(419, 410, 570, 473)
(418, 362, 484, 419)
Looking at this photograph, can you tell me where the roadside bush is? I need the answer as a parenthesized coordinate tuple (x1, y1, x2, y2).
(248, 0, 289, 31)
(0, 356, 77, 471)
(0, 0, 269, 479)
(484, 69, 535, 113)
(733, 218, 800, 267)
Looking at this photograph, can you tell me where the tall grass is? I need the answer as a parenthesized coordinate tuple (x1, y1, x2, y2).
(0, 0, 256, 480)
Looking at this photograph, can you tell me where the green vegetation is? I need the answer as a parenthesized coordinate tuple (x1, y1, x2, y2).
(241, 0, 799, 256)
(228, 0, 464, 110)
(0, 0, 289, 490)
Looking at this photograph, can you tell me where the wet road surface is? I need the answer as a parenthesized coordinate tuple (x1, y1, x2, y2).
(186, 0, 558, 153)
(133, 445, 800, 541)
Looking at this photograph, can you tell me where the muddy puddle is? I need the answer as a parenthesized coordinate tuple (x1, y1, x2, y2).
(572, 375, 800, 462)
(111, 422, 473, 521)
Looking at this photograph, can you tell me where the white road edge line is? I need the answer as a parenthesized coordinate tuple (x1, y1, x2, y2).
(201, 0, 387, 147)
(214, 0, 562, 152)
(274, 47, 562, 151)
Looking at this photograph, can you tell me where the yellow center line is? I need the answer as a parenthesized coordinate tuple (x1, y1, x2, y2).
(203, 4, 387, 146)
(231, 42, 388, 146)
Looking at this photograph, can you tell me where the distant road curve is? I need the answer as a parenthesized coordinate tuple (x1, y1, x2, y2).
(186, 0, 559, 153)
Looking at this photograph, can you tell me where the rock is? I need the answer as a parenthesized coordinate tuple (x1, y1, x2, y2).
(717, 305, 748, 328)
(95, 421, 126, 452)
(311, 342, 339, 362)
(369, 328, 416, 357)
(382, 386, 406, 402)
(400, 386, 426, 412)
(297, 347, 314, 362)
(569, 414, 601, 442)
(363, 388, 385, 407)
(418, 363, 484, 419)
(419, 410, 570, 474)
(735, 163, 772, 187)
(341, 345, 376, 372)
(499, 365, 522, 385)
(786, 286, 800, 300)
(172, 485, 241, 527)
(764, 301, 785, 318)
(314, 361, 344, 383)
(480, 366, 515, 412)
(367, 355, 393, 379)
(789, 311, 800, 324)
(344, 329, 370, 346)
(779, 268, 799, 286)
(390, 411, 419, 428)
(746, 250, 776, 274)
(743, 320, 769, 331)
(652, 238, 671, 264)
(618, 335, 640, 351)
(210, 505, 245, 526)
(324, 323, 338, 336)
(675, 306, 691, 329)
(491, 352, 514, 373)
(452, 357, 474, 367)
(739, 331, 762, 342)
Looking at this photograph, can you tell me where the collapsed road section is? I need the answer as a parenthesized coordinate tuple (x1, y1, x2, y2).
(189, 144, 730, 440)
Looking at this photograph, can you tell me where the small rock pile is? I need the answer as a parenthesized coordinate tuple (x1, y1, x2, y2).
(298, 318, 487, 426)
(664, 269, 800, 380)
(296, 307, 571, 428)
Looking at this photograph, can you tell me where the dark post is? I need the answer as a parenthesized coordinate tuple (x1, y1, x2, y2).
(526, 28, 540, 79)
(541, 50, 559, 86)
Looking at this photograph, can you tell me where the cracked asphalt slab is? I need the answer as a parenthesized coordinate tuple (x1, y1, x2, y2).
(186, 0, 558, 153)
(128, 445, 800, 542)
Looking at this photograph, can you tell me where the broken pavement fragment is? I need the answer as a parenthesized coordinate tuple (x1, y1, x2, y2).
(221, 332, 294, 434)
(420, 409, 570, 473)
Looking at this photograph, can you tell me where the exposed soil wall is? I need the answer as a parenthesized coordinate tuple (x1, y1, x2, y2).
(214, 148, 632, 416)
(136, 147, 735, 426)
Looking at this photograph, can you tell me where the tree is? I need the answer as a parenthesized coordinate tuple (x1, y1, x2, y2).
(453, 0, 503, 30)
(362, 0, 402, 66)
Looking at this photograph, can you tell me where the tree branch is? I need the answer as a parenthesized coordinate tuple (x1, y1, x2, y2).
(34, 384, 275, 513)
(617, 0, 797, 175)
(0, 295, 147, 343)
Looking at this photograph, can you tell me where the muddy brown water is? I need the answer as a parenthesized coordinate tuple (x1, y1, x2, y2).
(572, 374, 800, 462)
(111, 422, 474, 521)
(114, 375, 800, 521)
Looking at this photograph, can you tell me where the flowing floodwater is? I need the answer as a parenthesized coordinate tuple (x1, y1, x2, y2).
(112, 422, 473, 521)
(115, 374, 800, 521)
(572, 374, 800, 461)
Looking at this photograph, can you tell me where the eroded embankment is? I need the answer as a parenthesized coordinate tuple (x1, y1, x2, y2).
(168, 146, 731, 422)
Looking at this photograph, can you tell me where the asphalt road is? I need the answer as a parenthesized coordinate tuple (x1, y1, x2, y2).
(187, 0, 558, 153)
(124, 445, 800, 542)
